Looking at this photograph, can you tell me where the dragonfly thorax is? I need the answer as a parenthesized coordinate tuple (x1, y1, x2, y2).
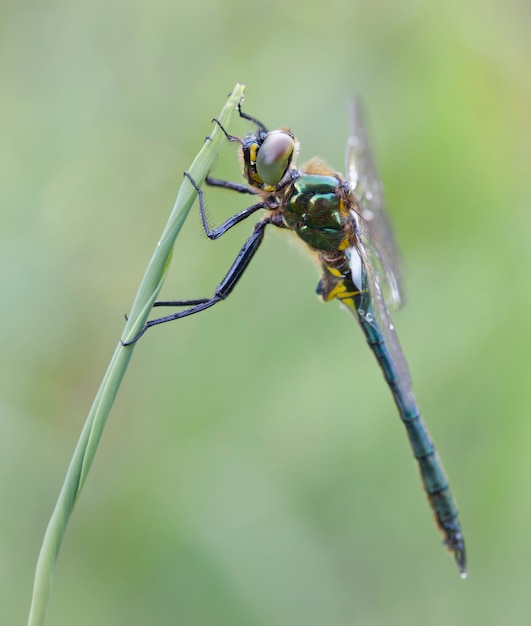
(283, 174, 351, 252)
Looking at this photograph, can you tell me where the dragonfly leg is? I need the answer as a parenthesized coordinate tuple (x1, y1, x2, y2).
(206, 176, 257, 195)
(185, 172, 265, 240)
(235, 101, 268, 135)
(212, 102, 269, 142)
(211, 119, 241, 144)
(122, 217, 273, 345)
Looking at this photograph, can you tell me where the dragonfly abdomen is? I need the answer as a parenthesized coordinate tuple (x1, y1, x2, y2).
(354, 303, 466, 575)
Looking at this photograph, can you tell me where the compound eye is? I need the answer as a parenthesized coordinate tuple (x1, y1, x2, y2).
(256, 130, 295, 186)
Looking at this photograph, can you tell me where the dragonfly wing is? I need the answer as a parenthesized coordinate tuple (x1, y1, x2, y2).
(346, 100, 404, 310)
(347, 231, 414, 406)
(344, 109, 467, 575)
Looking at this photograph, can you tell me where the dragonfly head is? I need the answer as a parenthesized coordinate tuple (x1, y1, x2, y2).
(242, 129, 296, 191)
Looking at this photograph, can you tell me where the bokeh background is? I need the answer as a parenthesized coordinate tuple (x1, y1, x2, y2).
(2, 0, 530, 624)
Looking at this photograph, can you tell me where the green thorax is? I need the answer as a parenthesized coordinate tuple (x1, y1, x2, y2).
(283, 174, 346, 251)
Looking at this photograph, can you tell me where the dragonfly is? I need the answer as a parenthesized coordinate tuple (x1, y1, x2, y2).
(125, 102, 466, 576)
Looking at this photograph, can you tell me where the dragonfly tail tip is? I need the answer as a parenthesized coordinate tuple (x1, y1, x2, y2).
(454, 546, 467, 579)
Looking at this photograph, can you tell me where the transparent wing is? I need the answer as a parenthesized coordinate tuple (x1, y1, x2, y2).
(347, 231, 414, 403)
(346, 100, 404, 310)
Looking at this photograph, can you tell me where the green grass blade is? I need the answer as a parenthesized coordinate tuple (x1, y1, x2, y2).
(27, 82, 246, 626)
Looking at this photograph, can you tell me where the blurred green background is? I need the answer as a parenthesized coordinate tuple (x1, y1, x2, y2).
(2, 0, 530, 624)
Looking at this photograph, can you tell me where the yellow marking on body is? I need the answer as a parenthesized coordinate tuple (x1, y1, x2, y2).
(337, 199, 351, 250)
(324, 276, 359, 302)
(338, 235, 350, 251)
(339, 296, 357, 313)
(249, 144, 258, 164)
(338, 197, 349, 216)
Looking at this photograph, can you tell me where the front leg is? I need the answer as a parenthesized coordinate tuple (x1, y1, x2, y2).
(206, 176, 258, 195)
(185, 172, 265, 240)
